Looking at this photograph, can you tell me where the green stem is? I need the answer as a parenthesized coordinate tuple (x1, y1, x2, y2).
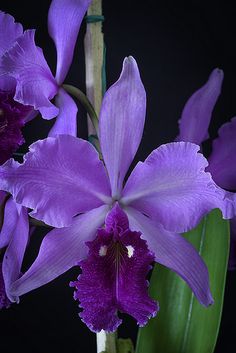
(62, 84, 99, 137)
(97, 331, 117, 353)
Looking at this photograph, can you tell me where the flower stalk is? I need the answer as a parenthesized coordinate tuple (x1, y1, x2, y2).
(84, 0, 116, 351)
(84, 0, 105, 136)
(97, 331, 117, 353)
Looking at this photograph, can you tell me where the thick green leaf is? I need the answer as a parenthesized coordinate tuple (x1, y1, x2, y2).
(136, 209, 230, 353)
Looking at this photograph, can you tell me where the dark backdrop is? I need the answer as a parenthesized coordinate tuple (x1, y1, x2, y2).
(0, 1, 236, 352)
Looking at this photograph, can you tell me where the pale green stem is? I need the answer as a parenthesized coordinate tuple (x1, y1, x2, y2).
(84, 0, 118, 352)
(62, 84, 99, 136)
(97, 331, 117, 353)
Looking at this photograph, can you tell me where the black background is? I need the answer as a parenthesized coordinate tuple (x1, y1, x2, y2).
(0, 1, 236, 352)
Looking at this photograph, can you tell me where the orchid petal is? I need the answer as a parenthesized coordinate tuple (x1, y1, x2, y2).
(48, 0, 91, 84)
(48, 88, 77, 137)
(99, 57, 146, 198)
(0, 197, 19, 248)
(9, 205, 108, 300)
(1, 30, 58, 119)
(0, 135, 111, 228)
(122, 142, 224, 233)
(207, 117, 236, 190)
(2, 206, 29, 302)
(0, 11, 23, 56)
(176, 68, 223, 145)
(126, 207, 213, 306)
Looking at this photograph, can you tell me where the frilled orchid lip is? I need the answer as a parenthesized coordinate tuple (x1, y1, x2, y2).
(0, 90, 32, 165)
(70, 204, 158, 333)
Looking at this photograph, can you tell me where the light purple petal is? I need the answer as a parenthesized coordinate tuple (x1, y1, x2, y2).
(207, 117, 236, 190)
(126, 207, 213, 306)
(0, 135, 111, 228)
(9, 205, 108, 300)
(177, 69, 224, 145)
(71, 204, 157, 332)
(48, 88, 77, 137)
(1, 30, 59, 119)
(2, 206, 29, 302)
(0, 75, 16, 91)
(0, 11, 23, 56)
(122, 142, 225, 233)
(48, 0, 91, 84)
(99, 57, 146, 198)
(0, 197, 19, 248)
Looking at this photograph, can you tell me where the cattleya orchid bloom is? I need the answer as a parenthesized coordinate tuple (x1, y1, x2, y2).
(0, 57, 228, 331)
(0, 12, 33, 163)
(0, 0, 91, 139)
(0, 0, 91, 308)
(177, 69, 236, 269)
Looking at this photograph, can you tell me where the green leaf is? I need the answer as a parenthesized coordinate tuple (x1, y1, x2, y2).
(135, 209, 230, 353)
(118, 338, 134, 353)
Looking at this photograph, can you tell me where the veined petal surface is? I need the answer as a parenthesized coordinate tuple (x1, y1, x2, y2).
(0, 11, 23, 56)
(2, 206, 29, 302)
(9, 205, 108, 300)
(48, 0, 91, 84)
(99, 57, 146, 198)
(1, 30, 58, 119)
(177, 69, 223, 145)
(0, 197, 19, 248)
(48, 88, 77, 137)
(0, 135, 111, 228)
(122, 142, 224, 233)
(126, 207, 213, 306)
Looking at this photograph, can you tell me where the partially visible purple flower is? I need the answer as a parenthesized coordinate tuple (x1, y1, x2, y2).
(0, 57, 227, 330)
(177, 69, 236, 267)
(0, 12, 34, 162)
(0, 0, 91, 137)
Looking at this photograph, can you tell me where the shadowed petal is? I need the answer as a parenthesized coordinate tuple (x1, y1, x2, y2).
(122, 142, 225, 233)
(48, 88, 77, 137)
(99, 57, 146, 198)
(176, 69, 223, 145)
(2, 206, 29, 302)
(0, 11, 23, 56)
(207, 117, 236, 190)
(9, 205, 108, 301)
(0, 90, 32, 165)
(0, 197, 19, 248)
(0, 135, 111, 228)
(126, 207, 213, 306)
(48, 0, 91, 84)
(1, 30, 58, 119)
(0, 262, 11, 309)
(71, 204, 157, 332)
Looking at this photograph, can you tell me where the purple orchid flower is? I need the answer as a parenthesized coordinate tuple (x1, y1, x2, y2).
(0, 57, 228, 331)
(0, 12, 34, 163)
(177, 69, 236, 269)
(0, 0, 91, 138)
